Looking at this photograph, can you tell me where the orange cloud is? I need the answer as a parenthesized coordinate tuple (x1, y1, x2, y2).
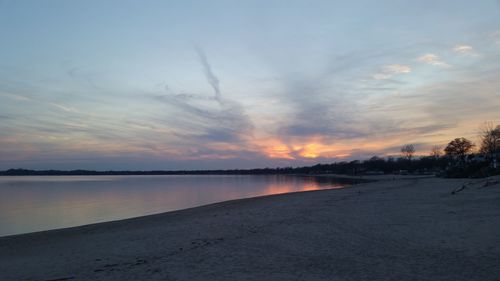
(253, 136, 356, 160)
(257, 139, 294, 159)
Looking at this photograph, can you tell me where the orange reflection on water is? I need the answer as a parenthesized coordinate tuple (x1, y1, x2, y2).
(262, 176, 325, 195)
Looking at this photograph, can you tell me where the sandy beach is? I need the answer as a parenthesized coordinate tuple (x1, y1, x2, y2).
(1, 176, 499, 281)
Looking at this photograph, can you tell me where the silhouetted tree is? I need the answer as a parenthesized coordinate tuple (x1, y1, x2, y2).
(401, 144, 415, 161)
(430, 146, 442, 158)
(480, 122, 500, 168)
(364, 156, 386, 173)
(445, 138, 474, 166)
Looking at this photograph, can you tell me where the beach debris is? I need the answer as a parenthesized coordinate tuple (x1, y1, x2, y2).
(451, 178, 500, 194)
(135, 259, 148, 265)
(482, 180, 499, 187)
(451, 184, 467, 195)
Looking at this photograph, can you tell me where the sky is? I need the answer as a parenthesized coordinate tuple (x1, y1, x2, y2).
(1, 0, 500, 170)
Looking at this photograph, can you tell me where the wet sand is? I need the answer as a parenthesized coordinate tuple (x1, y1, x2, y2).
(1, 176, 499, 281)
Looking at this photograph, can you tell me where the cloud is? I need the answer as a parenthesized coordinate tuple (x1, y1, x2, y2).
(1, 31, 497, 168)
(1, 91, 78, 114)
(274, 75, 363, 141)
(258, 42, 500, 160)
(417, 53, 450, 67)
(491, 30, 500, 45)
(373, 64, 411, 80)
(0, 92, 31, 101)
(150, 47, 255, 157)
(453, 45, 473, 54)
(49, 102, 79, 113)
(453, 45, 478, 57)
(262, 68, 449, 160)
(194, 46, 222, 103)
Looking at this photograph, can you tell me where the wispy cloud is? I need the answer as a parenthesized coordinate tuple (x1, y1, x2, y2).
(453, 45, 473, 54)
(373, 64, 411, 80)
(417, 53, 450, 67)
(49, 102, 80, 113)
(1, 90, 79, 113)
(150, 47, 255, 157)
(257, 59, 449, 160)
(0, 92, 31, 101)
(194, 46, 222, 103)
(491, 30, 500, 45)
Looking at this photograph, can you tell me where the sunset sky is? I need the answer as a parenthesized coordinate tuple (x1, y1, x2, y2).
(1, 0, 500, 170)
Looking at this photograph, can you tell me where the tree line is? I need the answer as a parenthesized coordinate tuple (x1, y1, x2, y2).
(399, 122, 499, 177)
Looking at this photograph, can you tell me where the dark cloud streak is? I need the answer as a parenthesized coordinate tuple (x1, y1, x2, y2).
(151, 46, 254, 153)
(195, 46, 222, 103)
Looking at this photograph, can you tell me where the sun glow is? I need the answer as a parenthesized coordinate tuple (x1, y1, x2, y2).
(255, 136, 354, 160)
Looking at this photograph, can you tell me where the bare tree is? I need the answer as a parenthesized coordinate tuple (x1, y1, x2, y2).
(430, 146, 442, 158)
(444, 138, 474, 165)
(480, 122, 500, 168)
(401, 144, 415, 161)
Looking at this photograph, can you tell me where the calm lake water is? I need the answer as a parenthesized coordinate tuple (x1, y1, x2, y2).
(0, 175, 353, 237)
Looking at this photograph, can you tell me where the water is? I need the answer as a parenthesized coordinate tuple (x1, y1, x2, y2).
(0, 175, 353, 237)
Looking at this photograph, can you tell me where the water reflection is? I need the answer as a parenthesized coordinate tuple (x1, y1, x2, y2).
(0, 175, 353, 236)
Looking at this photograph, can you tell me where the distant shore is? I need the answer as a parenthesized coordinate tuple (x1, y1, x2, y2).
(1, 175, 499, 281)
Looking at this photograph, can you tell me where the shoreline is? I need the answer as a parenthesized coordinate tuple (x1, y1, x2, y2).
(0, 179, 352, 240)
(0, 174, 358, 238)
(1, 176, 499, 280)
